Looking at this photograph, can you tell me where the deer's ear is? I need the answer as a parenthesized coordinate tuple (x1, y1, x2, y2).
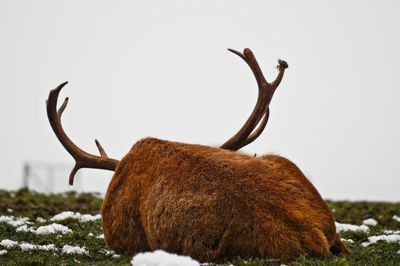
(220, 48, 288, 151)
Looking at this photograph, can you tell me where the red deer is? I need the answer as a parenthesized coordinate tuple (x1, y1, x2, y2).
(46, 48, 349, 262)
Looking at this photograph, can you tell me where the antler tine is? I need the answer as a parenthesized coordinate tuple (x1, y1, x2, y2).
(58, 97, 69, 117)
(227, 48, 245, 59)
(46, 82, 119, 185)
(220, 48, 288, 151)
(271, 59, 289, 89)
(95, 139, 109, 158)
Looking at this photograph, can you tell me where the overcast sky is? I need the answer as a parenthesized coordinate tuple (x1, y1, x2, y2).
(1, 0, 399, 201)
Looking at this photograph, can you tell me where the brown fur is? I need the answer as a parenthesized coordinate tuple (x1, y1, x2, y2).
(101, 138, 349, 262)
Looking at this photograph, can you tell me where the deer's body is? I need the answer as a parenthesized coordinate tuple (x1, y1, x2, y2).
(101, 138, 348, 262)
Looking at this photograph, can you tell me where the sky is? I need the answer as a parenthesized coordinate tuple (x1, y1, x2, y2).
(0, 0, 399, 201)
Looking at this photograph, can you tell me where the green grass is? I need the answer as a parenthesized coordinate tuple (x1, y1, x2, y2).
(0, 189, 399, 265)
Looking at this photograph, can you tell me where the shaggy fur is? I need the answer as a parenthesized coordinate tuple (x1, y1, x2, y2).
(101, 138, 349, 262)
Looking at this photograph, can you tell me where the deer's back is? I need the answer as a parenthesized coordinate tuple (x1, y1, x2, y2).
(101, 138, 338, 261)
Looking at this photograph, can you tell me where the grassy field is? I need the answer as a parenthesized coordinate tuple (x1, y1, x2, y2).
(0, 188, 399, 265)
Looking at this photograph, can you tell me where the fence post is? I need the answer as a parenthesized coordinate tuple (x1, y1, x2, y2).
(22, 163, 30, 189)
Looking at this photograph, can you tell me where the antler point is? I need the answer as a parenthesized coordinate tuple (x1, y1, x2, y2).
(227, 48, 245, 58)
(277, 59, 289, 70)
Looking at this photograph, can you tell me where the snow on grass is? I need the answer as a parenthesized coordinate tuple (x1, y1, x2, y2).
(383, 230, 400, 234)
(131, 250, 200, 266)
(0, 250, 7, 255)
(62, 245, 89, 255)
(0, 216, 13, 223)
(341, 238, 354, 243)
(361, 234, 400, 247)
(50, 211, 79, 221)
(103, 249, 120, 258)
(335, 222, 369, 233)
(16, 224, 36, 233)
(0, 215, 32, 227)
(51, 211, 101, 223)
(0, 240, 58, 252)
(36, 217, 46, 223)
(79, 213, 102, 222)
(393, 215, 400, 223)
(35, 223, 72, 235)
(362, 218, 378, 226)
(97, 234, 105, 239)
(0, 239, 18, 248)
(20, 243, 57, 251)
(1, 214, 72, 235)
(20, 243, 38, 251)
(104, 249, 116, 256)
(37, 244, 57, 251)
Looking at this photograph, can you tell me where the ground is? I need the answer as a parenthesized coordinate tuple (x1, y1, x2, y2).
(0, 188, 399, 265)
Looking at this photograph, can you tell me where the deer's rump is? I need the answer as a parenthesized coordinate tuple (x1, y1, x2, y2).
(101, 138, 347, 262)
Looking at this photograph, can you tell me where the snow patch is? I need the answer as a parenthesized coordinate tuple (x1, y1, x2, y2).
(0, 216, 13, 223)
(0, 250, 7, 255)
(362, 218, 378, 226)
(79, 213, 102, 222)
(361, 234, 400, 247)
(3, 216, 71, 235)
(35, 223, 72, 235)
(97, 234, 104, 239)
(104, 249, 115, 255)
(51, 211, 101, 223)
(50, 211, 78, 221)
(335, 222, 369, 233)
(131, 249, 200, 266)
(62, 245, 89, 255)
(0, 215, 72, 235)
(37, 244, 57, 251)
(383, 230, 400, 234)
(16, 224, 36, 233)
(0, 215, 32, 227)
(0, 239, 18, 248)
(36, 217, 46, 223)
(20, 243, 37, 251)
(393, 215, 400, 223)
(341, 238, 354, 243)
(0, 240, 58, 252)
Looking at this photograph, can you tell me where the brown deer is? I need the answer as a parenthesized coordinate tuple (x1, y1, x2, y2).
(46, 48, 349, 262)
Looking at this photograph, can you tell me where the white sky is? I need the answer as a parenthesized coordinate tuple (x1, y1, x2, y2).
(1, 0, 399, 201)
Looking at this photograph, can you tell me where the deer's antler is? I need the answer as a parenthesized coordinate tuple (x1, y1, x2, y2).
(46, 82, 120, 185)
(220, 48, 288, 151)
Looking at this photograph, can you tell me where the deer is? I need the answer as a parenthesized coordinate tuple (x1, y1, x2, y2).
(46, 48, 350, 262)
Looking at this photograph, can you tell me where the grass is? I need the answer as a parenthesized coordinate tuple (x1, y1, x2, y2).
(0, 188, 399, 265)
